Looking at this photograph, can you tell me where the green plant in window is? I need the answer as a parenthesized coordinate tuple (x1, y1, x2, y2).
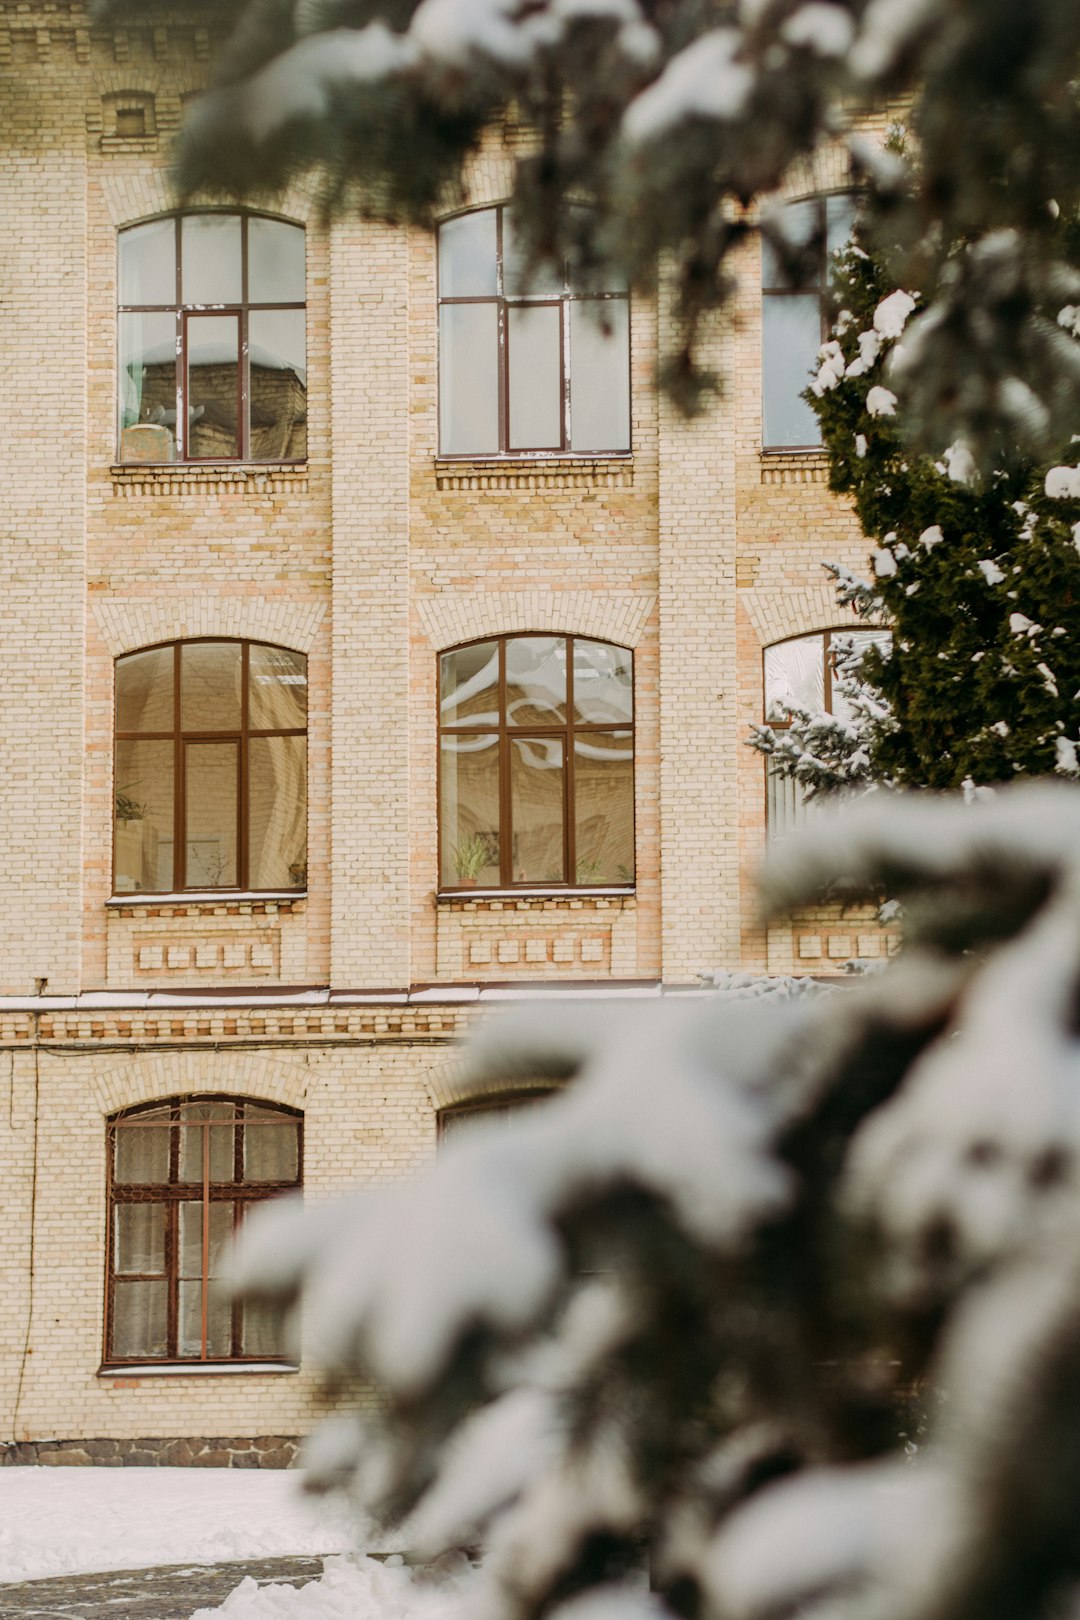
(575, 856, 603, 884)
(114, 787, 147, 821)
(453, 834, 496, 882)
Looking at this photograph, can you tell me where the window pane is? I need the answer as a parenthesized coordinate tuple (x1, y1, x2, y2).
(247, 217, 305, 303)
(119, 219, 176, 306)
(440, 641, 499, 725)
(184, 742, 239, 887)
(186, 314, 239, 458)
(249, 309, 307, 460)
(241, 1297, 287, 1357)
(249, 644, 307, 730)
(507, 304, 562, 451)
(113, 1109, 171, 1184)
(568, 300, 630, 451)
(830, 630, 892, 726)
(180, 214, 242, 304)
(181, 642, 242, 731)
(438, 210, 497, 297)
(440, 733, 500, 886)
(762, 295, 822, 447)
(244, 1107, 300, 1182)
(765, 636, 825, 719)
(505, 636, 567, 726)
(118, 311, 176, 456)
(439, 304, 499, 454)
(179, 1102, 236, 1183)
(115, 738, 174, 893)
(179, 1279, 232, 1358)
(117, 646, 174, 733)
(767, 767, 820, 841)
(826, 193, 858, 259)
(111, 1279, 167, 1358)
(503, 214, 564, 296)
(574, 731, 634, 885)
(179, 1199, 233, 1277)
(573, 640, 633, 724)
(510, 737, 565, 884)
(249, 735, 307, 890)
(761, 198, 819, 289)
(114, 1204, 166, 1275)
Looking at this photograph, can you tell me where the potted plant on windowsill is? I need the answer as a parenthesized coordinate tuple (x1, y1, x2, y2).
(453, 834, 495, 888)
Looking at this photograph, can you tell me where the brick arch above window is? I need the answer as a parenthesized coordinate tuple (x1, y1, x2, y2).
(90, 1050, 313, 1120)
(92, 597, 326, 659)
(416, 591, 655, 653)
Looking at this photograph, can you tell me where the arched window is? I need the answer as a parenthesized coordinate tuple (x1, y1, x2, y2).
(761, 193, 857, 449)
(114, 639, 307, 894)
(763, 628, 890, 837)
(117, 211, 306, 464)
(105, 1096, 302, 1366)
(438, 205, 630, 456)
(439, 634, 634, 890)
(438, 1088, 557, 1145)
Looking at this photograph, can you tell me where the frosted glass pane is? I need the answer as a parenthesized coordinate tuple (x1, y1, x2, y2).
(250, 310, 307, 460)
(249, 645, 307, 730)
(249, 736, 307, 889)
(179, 1200, 233, 1277)
(765, 636, 824, 719)
(508, 304, 561, 450)
(761, 199, 819, 289)
(440, 641, 499, 725)
(439, 210, 497, 296)
(574, 731, 634, 885)
(114, 1204, 166, 1275)
(569, 301, 630, 451)
(827, 193, 858, 258)
(247, 217, 305, 303)
(573, 640, 633, 724)
(440, 304, 499, 453)
(505, 636, 566, 726)
(503, 214, 563, 295)
(179, 1279, 232, 1357)
(181, 214, 242, 304)
(179, 1102, 235, 1182)
(113, 1110, 170, 1184)
(244, 1108, 300, 1182)
(762, 295, 822, 447)
(440, 734, 500, 886)
(111, 1279, 167, 1358)
(241, 1297, 287, 1356)
(119, 219, 176, 306)
(510, 737, 564, 884)
(114, 739, 174, 893)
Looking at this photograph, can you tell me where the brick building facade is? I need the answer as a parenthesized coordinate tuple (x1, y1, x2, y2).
(0, 4, 896, 1463)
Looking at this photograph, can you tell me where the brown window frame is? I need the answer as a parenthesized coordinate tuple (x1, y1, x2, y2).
(438, 633, 635, 893)
(761, 191, 858, 452)
(437, 204, 632, 458)
(113, 637, 308, 896)
(117, 210, 306, 466)
(103, 1095, 302, 1368)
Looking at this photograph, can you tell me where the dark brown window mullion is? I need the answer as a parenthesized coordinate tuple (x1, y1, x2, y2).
(565, 636, 576, 885)
(174, 644, 186, 890)
(200, 1119, 211, 1360)
(559, 297, 570, 453)
(239, 642, 250, 890)
(239, 308, 250, 464)
(498, 640, 511, 885)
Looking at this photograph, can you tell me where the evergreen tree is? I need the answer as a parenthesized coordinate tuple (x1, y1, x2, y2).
(753, 221, 1080, 794)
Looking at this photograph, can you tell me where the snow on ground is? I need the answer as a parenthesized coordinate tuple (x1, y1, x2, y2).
(190, 1552, 479, 1620)
(0, 1466, 362, 1584)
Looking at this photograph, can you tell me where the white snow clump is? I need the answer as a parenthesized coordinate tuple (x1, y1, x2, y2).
(865, 385, 898, 417)
(623, 29, 752, 143)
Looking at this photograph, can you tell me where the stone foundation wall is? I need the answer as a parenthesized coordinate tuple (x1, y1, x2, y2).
(0, 1434, 299, 1467)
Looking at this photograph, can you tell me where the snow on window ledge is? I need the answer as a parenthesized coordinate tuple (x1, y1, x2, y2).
(98, 1362, 300, 1379)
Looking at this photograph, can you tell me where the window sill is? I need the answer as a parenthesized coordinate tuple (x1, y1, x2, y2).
(99, 1362, 299, 1379)
(758, 449, 828, 485)
(434, 456, 633, 493)
(110, 463, 309, 497)
(438, 887, 635, 909)
(108, 891, 305, 916)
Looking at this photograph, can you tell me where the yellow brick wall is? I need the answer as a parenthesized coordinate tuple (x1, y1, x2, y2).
(0, 7, 895, 1447)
